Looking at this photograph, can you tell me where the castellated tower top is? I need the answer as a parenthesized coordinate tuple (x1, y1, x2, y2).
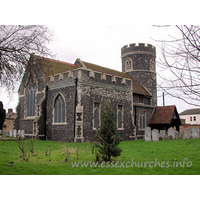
(121, 43, 156, 58)
(121, 43, 157, 106)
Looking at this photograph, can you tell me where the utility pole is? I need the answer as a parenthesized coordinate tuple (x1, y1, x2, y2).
(163, 92, 165, 106)
(74, 77, 78, 141)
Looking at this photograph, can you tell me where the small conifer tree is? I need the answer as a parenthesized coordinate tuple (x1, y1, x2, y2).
(94, 101, 122, 161)
(0, 101, 6, 131)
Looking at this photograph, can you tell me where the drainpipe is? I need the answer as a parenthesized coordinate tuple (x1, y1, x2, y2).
(74, 77, 78, 141)
(45, 85, 48, 140)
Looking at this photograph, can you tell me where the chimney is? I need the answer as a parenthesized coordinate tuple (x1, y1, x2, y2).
(8, 108, 13, 113)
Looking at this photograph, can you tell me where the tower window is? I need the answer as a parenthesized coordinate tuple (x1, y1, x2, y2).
(125, 58, 133, 71)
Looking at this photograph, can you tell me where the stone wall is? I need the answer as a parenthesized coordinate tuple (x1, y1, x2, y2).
(78, 69, 135, 142)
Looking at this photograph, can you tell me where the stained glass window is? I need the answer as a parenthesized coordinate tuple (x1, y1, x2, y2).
(54, 94, 65, 123)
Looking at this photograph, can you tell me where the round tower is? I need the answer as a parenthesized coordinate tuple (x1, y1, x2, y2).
(121, 43, 157, 106)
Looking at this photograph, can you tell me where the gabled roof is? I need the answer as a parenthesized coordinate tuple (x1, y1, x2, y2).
(179, 108, 200, 115)
(33, 55, 78, 77)
(149, 105, 177, 125)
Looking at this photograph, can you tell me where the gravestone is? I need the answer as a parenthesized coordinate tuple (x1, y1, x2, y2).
(9, 130, 12, 137)
(13, 129, 17, 138)
(168, 127, 175, 140)
(21, 130, 25, 138)
(183, 128, 192, 139)
(175, 131, 179, 140)
(145, 127, 151, 142)
(152, 129, 159, 142)
(159, 130, 165, 140)
(192, 127, 199, 139)
(18, 130, 21, 137)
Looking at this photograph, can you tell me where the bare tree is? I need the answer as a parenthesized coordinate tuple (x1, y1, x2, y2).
(155, 25, 200, 106)
(0, 25, 53, 92)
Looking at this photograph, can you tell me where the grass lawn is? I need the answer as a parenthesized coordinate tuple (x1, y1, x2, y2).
(0, 138, 200, 175)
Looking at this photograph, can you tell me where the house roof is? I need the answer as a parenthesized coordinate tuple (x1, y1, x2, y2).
(179, 108, 200, 115)
(149, 105, 177, 125)
(34, 55, 78, 77)
(6, 111, 16, 119)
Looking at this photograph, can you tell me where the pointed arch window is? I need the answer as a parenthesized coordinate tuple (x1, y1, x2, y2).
(27, 84, 36, 117)
(117, 105, 124, 129)
(139, 111, 146, 130)
(93, 102, 100, 129)
(54, 94, 65, 123)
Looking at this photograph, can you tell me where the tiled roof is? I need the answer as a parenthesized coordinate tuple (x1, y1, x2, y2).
(82, 61, 130, 79)
(179, 108, 200, 115)
(149, 105, 176, 125)
(34, 55, 78, 77)
(6, 112, 16, 119)
(82, 60, 151, 96)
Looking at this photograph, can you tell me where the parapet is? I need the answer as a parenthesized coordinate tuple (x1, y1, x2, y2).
(121, 43, 156, 56)
(46, 68, 132, 88)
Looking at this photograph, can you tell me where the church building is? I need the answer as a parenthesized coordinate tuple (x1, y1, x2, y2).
(14, 43, 157, 142)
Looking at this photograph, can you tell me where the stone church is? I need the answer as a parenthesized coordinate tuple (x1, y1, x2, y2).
(14, 43, 157, 142)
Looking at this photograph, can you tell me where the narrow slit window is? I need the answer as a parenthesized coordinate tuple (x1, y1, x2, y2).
(117, 105, 123, 129)
(94, 102, 100, 129)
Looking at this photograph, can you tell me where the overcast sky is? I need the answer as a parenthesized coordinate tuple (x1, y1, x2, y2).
(1, 0, 199, 114)
(1, 25, 199, 113)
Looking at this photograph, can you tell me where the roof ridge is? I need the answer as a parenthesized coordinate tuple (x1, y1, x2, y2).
(82, 60, 124, 74)
(35, 55, 77, 67)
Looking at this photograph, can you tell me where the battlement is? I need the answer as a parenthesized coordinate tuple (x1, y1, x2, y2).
(46, 68, 132, 89)
(121, 43, 156, 56)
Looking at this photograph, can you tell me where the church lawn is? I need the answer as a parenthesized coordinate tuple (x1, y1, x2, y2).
(0, 139, 200, 175)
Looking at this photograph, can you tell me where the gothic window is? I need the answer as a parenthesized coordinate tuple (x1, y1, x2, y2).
(117, 105, 123, 129)
(54, 94, 65, 123)
(139, 111, 146, 130)
(125, 58, 133, 71)
(94, 102, 100, 129)
(27, 84, 36, 117)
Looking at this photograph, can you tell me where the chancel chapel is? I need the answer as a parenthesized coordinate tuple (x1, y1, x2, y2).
(14, 43, 158, 142)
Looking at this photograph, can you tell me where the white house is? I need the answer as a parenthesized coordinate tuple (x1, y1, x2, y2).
(179, 108, 200, 125)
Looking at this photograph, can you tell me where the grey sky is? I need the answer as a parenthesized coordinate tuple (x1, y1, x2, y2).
(1, 25, 199, 113)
